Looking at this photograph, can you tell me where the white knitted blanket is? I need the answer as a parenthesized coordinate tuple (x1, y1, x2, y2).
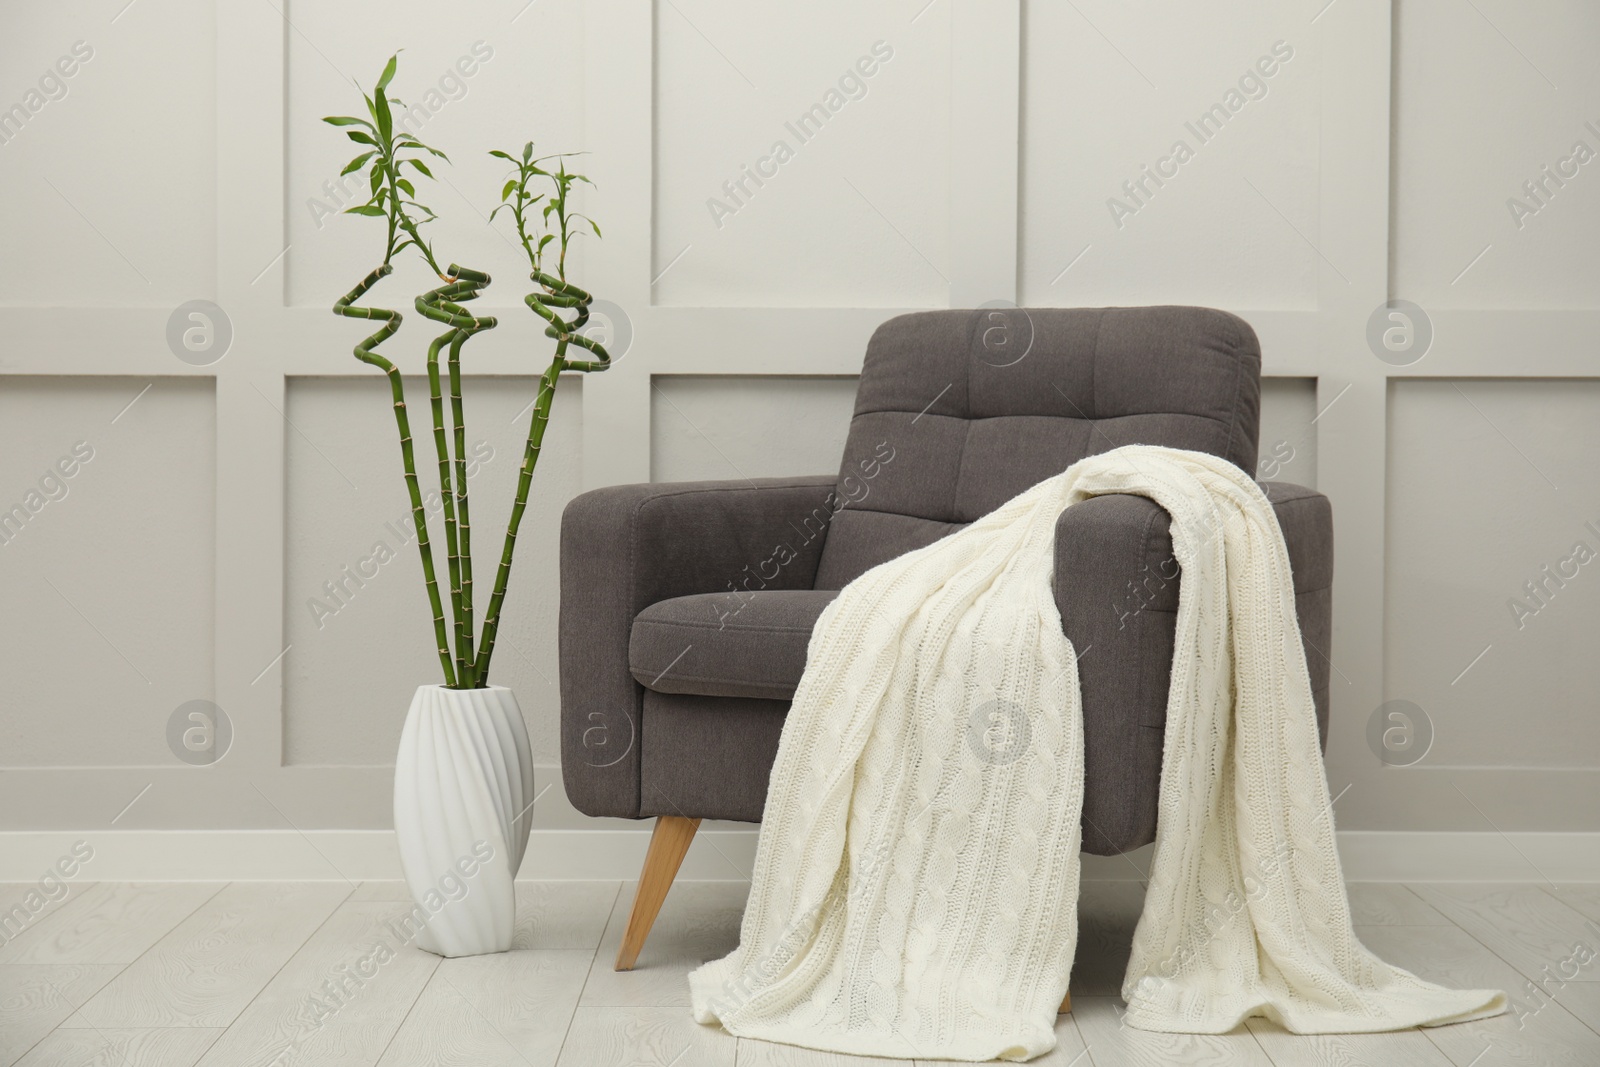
(687, 445, 1506, 1062)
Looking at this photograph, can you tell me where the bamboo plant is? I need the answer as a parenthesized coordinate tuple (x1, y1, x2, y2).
(475, 145, 611, 682)
(328, 58, 611, 689)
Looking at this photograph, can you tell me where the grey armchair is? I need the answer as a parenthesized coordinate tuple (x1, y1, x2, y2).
(559, 307, 1333, 978)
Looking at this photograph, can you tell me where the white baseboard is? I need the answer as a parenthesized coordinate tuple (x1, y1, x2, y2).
(2, 830, 1597, 883)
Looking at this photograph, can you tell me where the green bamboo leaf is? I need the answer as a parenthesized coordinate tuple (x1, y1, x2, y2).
(323, 115, 371, 128)
(405, 158, 434, 178)
(398, 178, 416, 197)
(341, 151, 376, 176)
(346, 130, 378, 146)
(489, 150, 516, 162)
(374, 86, 393, 142)
(370, 166, 383, 194)
(500, 179, 518, 202)
(522, 142, 533, 163)
(346, 204, 386, 216)
(422, 145, 449, 161)
(377, 53, 399, 90)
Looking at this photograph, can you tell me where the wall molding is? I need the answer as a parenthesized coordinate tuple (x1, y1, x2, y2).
(4, 830, 1598, 884)
(6, 0, 1599, 846)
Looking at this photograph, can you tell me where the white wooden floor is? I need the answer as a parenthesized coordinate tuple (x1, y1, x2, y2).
(3, 877, 1599, 1066)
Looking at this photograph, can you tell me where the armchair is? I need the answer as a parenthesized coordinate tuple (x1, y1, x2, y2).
(559, 307, 1333, 978)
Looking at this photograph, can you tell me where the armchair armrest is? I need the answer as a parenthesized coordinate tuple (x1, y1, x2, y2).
(1054, 479, 1332, 855)
(559, 474, 839, 818)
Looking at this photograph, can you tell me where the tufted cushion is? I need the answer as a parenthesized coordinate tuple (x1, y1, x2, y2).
(816, 306, 1261, 588)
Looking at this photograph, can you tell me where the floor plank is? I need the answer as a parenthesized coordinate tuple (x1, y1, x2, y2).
(735, 1037, 911, 1065)
(1549, 982, 1600, 1041)
(510, 882, 623, 951)
(1346, 883, 1453, 927)
(556, 1005, 736, 1066)
(375, 949, 595, 1067)
(1409, 883, 1600, 985)
(727, 1013, 1091, 1066)
(0, 883, 102, 960)
(11, 879, 1597, 1066)
(342, 881, 620, 949)
(1354, 924, 1517, 993)
(1070, 994, 1274, 1067)
(1545, 883, 1600, 925)
(0, 964, 121, 1067)
(12, 1026, 223, 1067)
(1245, 1019, 1455, 1066)
(0, 883, 222, 966)
(579, 880, 747, 1007)
(66, 881, 352, 1028)
(1357, 923, 1600, 1065)
(191, 902, 439, 1067)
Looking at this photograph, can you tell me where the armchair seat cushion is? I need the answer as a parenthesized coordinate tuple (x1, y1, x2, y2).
(630, 589, 841, 700)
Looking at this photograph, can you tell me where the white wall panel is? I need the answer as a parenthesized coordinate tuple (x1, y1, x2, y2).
(1258, 376, 1318, 488)
(0, 378, 215, 766)
(1392, 0, 1600, 309)
(0, 0, 215, 306)
(652, 0, 952, 307)
(1019, 0, 1320, 309)
(651, 375, 857, 482)
(283, 375, 581, 766)
(1386, 378, 1600, 768)
(9, 0, 1600, 840)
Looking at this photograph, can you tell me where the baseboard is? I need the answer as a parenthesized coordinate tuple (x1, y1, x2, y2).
(2, 830, 1597, 883)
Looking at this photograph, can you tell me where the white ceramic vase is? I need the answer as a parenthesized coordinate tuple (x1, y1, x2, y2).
(393, 684, 534, 957)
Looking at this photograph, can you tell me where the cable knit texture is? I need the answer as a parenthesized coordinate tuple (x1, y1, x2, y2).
(687, 446, 1506, 1062)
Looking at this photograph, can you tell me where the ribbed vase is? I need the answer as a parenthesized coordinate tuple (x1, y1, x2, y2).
(394, 684, 534, 957)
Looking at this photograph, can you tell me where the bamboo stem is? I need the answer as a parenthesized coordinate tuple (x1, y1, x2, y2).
(448, 328, 475, 685)
(472, 271, 611, 684)
(334, 264, 457, 688)
(415, 265, 495, 687)
(474, 353, 561, 685)
(423, 318, 464, 680)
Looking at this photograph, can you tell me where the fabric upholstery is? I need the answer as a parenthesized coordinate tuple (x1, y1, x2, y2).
(817, 306, 1261, 588)
(640, 691, 788, 823)
(560, 305, 1330, 857)
(1058, 484, 1334, 854)
(630, 589, 841, 700)
(813, 510, 962, 591)
(558, 475, 837, 818)
(617, 484, 1332, 856)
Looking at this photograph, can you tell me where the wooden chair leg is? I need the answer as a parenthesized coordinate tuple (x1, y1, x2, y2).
(1058, 990, 1072, 1014)
(614, 815, 701, 971)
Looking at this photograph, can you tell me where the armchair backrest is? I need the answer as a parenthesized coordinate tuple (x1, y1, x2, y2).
(812, 306, 1262, 590)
